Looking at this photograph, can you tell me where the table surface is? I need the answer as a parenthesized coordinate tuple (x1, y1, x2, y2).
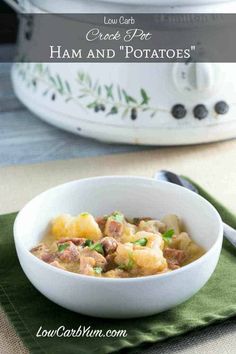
(0, 62, 236, 354)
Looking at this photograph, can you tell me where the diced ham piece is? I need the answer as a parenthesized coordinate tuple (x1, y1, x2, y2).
(168, 263, 180, 270)
(105, 219, 124, 239)
(57, 241, 79, 263)
(163, 248, 186, 270)
(57, 237, 85, 246)
(100, 237, 118, 255)
(41, 252, 56, 263)
(132, 217, 152, 226)
(96, 216, 107, 233)
(104, 254, 116, 272)
(31, 244, 44, 253)
(31, 244, 56, 264)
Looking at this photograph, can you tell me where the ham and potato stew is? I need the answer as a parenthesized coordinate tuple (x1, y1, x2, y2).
(31, 211, 205, 278)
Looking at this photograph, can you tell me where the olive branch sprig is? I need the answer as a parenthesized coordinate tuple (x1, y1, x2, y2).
(76, 71, 163, 119)
(16, 63, 167, 119)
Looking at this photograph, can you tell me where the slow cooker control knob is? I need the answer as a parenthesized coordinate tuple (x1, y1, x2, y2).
(173, 63, 216, 94)
(194, 63, 214, 91)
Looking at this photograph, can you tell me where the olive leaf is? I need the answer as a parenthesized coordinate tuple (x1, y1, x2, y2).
(122, 89, 137, 104)
(65, 80, 71, 94)
(140, 88, 150, 105)
(107, 106, 118, 115)
(105, 84, 114, 99)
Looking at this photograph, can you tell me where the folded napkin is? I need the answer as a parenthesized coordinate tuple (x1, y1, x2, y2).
(0, 182, 236, 354)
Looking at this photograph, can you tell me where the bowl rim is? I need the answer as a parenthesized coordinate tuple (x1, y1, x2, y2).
(14, 175, 223, 283)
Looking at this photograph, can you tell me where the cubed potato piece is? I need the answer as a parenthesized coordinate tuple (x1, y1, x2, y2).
(161, 214, 182, 235)
(186, 243, 205, 261)
(79, 256, 96, 276)
(133, 248, 167, 273)
(121, 222, 138, 243)
(170, 232, 191, 250)
(138, 220, 166, 234)
(115, 241, 167, 275)
(114, 243, 133, 266)
(51, 213, 102, 240)
(51, 214, 75, 240)
(169, 232, 205, 264)
(73, 213, 102, 240)
(132, 231, 164, 250)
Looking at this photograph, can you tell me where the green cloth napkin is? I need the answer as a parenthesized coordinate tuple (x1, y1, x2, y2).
(0, 183, 236, 354)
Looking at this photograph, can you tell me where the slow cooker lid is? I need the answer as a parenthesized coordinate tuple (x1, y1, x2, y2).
(30, 0, 236, 10)
(99, 0, 234, 5)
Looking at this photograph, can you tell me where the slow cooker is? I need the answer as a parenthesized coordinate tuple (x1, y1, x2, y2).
(5, 0, 236, 145)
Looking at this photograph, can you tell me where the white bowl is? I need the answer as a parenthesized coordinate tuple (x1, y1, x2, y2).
(14, 176, 223, 318)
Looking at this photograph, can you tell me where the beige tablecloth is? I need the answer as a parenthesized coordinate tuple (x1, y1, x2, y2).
(1, 139, 236, 354)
